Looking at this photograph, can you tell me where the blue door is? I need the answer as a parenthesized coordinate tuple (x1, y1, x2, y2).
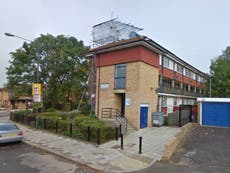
(202, 102, 230, 127)
(140, 105, 148, 128)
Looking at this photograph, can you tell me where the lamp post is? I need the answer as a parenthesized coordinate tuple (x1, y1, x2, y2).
(5, 32, 40, 128)
(209, 76, 212, 97)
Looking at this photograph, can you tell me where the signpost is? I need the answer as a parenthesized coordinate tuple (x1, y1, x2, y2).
(32, 83, 41, 128)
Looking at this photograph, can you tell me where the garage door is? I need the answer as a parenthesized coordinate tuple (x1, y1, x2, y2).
(202, 102, 230, 127)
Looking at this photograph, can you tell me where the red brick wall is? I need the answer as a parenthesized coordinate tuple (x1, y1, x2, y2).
(95, 46, 159, 68)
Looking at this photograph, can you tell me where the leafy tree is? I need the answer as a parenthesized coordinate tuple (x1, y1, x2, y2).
(209, 46, 230, 97)
(6, 34, 89, 110)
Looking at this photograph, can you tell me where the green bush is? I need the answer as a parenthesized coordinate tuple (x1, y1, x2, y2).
(46, 108, 57, 112)
(79, 103, 91, 115)
(11, 110, 32, 116)
(40, 112, 67, 121)
(75, 115, 105, 128)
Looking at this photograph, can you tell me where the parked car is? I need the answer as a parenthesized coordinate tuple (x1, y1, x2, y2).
(0, 123, 23, 144)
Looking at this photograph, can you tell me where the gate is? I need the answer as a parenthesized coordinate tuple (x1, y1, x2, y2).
(179, 105, 197, 127)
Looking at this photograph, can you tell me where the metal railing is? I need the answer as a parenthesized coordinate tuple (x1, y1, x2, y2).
(101, 107, 128, 133)
(101, 108, 120, 119)
(116, 115, 128, 133)
(157, 85, 205, 97)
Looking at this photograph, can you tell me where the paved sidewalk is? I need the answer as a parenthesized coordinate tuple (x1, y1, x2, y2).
(0, 116, 181, 172)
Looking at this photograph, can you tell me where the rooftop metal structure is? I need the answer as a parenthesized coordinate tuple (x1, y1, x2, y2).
(92, 19, 143, 47)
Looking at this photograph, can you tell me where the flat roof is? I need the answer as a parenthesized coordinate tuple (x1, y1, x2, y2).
(197, 98, 230, 102)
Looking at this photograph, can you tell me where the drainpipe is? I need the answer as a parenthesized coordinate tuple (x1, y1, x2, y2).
(97, 53, 101, 117)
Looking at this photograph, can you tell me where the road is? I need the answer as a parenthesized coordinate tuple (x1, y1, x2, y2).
(0, 110, 9, 118)
(136, 125, 230, 173)
(0, 142, 98, 173)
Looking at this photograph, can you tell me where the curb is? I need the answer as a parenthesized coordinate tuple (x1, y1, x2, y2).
(163, 123, 195, 160)
(22, 140, 101, 173)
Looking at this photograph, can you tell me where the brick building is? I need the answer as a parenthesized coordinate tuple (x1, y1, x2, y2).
(88, 36, 207, 130)
(0, 88, 10, 110)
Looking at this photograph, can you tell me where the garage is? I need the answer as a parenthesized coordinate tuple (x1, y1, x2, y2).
(198, 98, 230, 128)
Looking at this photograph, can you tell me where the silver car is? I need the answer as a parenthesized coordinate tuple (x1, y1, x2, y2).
(0, 123, 23, 143)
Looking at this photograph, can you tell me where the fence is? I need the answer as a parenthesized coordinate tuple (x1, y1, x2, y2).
(168, 105, 198, 127)
(10, 113, 121, 145)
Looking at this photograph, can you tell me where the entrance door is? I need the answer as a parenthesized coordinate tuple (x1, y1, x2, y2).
(140, 104, 148, 128)
(121, 93, 125, 117)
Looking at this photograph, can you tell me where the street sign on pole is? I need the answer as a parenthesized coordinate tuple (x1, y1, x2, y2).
(33, 95, 41, 103)
(32, 83, 41, 95)
(32, 83, 42, 103)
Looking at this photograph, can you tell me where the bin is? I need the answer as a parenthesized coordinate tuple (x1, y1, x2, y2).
(152, 112, 164, 126)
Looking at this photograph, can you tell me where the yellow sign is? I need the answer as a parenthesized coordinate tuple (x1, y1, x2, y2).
(32, 83, 41, 95)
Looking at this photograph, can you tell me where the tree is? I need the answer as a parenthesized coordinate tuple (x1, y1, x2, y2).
(209, 46, 230, 97)
(6, 34, 89, 110)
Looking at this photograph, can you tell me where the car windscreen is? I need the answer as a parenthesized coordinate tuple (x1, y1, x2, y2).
(0, 124, 19, 131)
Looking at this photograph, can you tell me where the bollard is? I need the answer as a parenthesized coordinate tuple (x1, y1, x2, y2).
(21, 116, 24, 124)
(139, 136, 142, 154)
(87, 126, 91, 142)
(97, 128, 101, 145)
(27, 117, 30, 126)
(120, 134, 124, 149)
(55, 121, 58, 133)
(69, 123, 72, 137)
(115, 127, 118, 141)
(179, 105, 182, 127)
(43, 119, 47, 129)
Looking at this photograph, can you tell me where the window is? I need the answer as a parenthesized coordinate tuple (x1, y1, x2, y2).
(176, 64, 183, 73)
(184, 68, 190, 77)
(163, 56, 173, 70)
(197, 75, 201, 82)
(161, 96, 167, 106)
(173, 98, 177, 106)
(114, 64, 126, 89)
(163, 57, 169, 68)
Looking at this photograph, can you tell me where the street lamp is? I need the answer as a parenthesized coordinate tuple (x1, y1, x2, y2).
(5, 32, 32, 42)
(5, 32, 40, 128)
(209, 76, 212, 97)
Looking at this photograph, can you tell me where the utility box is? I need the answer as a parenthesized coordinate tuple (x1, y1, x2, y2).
(152, 112, 164, 126)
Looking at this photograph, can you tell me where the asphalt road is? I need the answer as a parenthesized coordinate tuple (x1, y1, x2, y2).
(0, 142, 97, 173)
(136, 125, 230, 173)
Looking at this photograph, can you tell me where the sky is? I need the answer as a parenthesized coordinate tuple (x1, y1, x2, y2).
(1, 0, 230, 87)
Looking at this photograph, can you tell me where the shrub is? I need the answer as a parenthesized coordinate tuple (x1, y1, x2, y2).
(46, 108, 57, 112)
(75, 115, 105, 128)
(79, 103, 92, 115)
(11, 110, 32, 119)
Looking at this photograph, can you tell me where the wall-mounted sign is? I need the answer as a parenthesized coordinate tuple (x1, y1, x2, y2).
(100, 83, 109, 89)
(125, 98, 131, 106)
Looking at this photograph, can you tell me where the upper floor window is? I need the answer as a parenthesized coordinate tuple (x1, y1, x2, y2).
(175, 64, 183, 73)
(114, 64, 126, 89)
(184, 68, 190, 77)
(163, 56, 173, 70)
